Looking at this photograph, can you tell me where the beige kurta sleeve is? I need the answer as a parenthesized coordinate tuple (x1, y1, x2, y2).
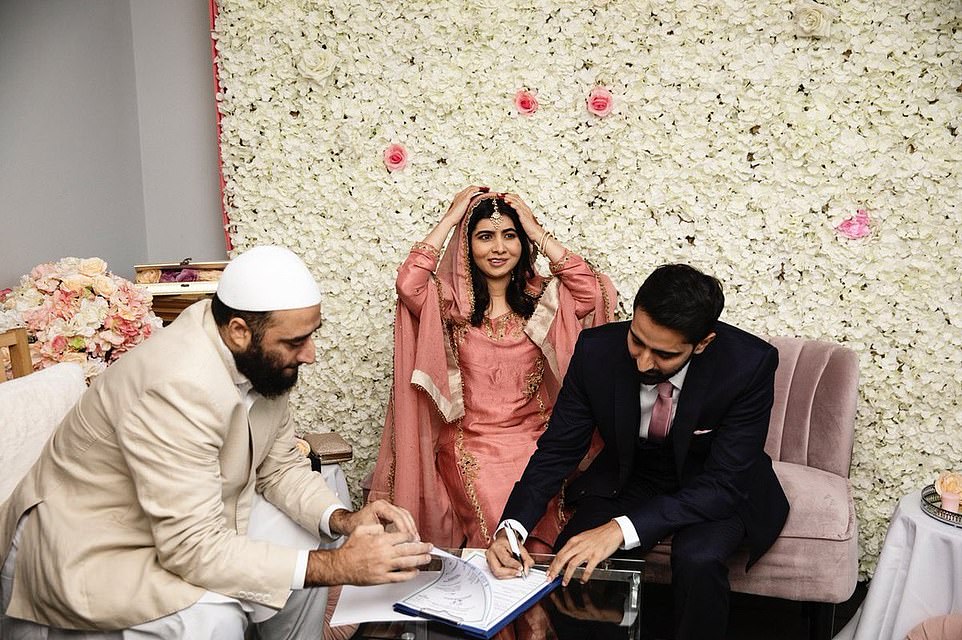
(115, 378, 303, 609)
(253, 401, 342, 540)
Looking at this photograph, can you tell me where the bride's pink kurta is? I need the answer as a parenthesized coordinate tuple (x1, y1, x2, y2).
(380, 242, 604, 547)
(437, 311, 552, 546)
(369, 197, 617, 549)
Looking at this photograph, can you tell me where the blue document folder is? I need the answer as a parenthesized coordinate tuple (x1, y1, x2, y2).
(394, 549, 561, 639)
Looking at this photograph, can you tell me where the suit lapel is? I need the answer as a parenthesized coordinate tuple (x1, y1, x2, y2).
(199, 303, 263, 479)
(194, 302, 257, 528)
(612, 339, 641, 479)
(671, 348, 718, 473)
(218, 406, 253, 529)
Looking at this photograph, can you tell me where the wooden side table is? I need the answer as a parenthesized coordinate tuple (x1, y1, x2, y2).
(0, 327, 33, 379)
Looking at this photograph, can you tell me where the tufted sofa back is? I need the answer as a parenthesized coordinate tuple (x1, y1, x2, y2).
(763, 336, 860, 478)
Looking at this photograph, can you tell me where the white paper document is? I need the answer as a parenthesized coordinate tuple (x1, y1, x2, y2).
(330, 577, 433, 626)
(330, 548, 558, 637)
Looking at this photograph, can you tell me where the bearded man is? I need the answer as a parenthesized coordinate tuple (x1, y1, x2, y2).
(0, 246, 431, 639)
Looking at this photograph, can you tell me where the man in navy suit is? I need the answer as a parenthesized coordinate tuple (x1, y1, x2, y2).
(486, 264, 789, 640)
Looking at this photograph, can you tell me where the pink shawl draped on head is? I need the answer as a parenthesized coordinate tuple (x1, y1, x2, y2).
(368, 196, 617, 547)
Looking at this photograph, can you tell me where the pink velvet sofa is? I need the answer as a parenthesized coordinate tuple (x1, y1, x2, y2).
(641, 336, 860, 640)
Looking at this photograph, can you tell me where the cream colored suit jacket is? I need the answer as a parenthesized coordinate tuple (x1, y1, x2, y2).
(0, 301, 339, 630)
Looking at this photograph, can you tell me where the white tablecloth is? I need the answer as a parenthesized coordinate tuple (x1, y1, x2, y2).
(835, 490, 962, 640)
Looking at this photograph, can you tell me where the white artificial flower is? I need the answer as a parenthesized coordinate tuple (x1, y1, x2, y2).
(297, 47, 338, 84)
(0, 309, 24, 332)
(794, 0, 839, 38)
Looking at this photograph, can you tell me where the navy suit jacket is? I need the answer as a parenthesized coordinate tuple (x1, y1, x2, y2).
(502, 320, 789, 566)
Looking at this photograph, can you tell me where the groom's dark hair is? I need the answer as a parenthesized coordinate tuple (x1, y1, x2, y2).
(633, 264, 724, 344)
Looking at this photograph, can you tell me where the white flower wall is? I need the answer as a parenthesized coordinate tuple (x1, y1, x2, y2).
(213, 0, 962, 576)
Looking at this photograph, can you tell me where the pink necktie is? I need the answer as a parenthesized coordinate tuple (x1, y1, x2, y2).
(647, 381, 674, 442)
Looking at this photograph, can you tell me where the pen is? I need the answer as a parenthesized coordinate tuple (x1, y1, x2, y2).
(503, 522, 527, 577)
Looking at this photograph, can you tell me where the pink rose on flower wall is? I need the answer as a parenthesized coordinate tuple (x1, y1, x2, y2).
(514, 89, 539, 116)
(383, 143, 408, 172)
(836, 209, 871, 239)
(586, 86, 614, 117)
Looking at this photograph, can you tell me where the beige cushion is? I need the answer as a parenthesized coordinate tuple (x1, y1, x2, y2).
(774, 461, 855, 541)
(0, 363, 85, 502)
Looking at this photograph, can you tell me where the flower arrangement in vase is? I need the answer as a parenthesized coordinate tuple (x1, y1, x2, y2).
(0, 257, 163, 380)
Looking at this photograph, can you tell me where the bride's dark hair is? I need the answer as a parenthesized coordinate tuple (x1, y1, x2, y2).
(466, 198, 538, 327)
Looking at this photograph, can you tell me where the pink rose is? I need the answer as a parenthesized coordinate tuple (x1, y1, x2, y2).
(98, 327, 126, 347)
(514, 89, 539, 116)
(51, 289, 78, 319)
(30, 263, 59, 294)
(29, 263, 55, 281)
(586, 86, 614, 117)
(383, 143, 408, 172)
(836, 209, 871, 239)
(50, 334, 68, 353)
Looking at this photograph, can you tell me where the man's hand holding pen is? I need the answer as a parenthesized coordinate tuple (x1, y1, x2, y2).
(485, 521, 535, 579)
(503, 522, 527, 577)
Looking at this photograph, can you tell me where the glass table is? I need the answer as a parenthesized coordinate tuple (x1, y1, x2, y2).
(343, 551, 644, 640)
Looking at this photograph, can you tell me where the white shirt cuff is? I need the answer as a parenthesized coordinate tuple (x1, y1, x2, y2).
(293, 550, 309, 589)
(614, 516, 639, 550)
(320, 503, 349, 539)
(496, 519, 529, 542)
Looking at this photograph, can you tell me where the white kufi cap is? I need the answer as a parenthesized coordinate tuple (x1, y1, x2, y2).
(217, 246, 321, 311)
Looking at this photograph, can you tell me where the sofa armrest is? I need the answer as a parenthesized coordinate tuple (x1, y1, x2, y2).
(0, 363, 86, 502)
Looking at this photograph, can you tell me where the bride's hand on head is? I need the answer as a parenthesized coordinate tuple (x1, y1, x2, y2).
(501, 193, 544, 240)
(419, 186, 489, 252)
(442, 185, 489, 225)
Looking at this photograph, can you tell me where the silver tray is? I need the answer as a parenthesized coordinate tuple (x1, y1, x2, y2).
(920, 484, 962, 528)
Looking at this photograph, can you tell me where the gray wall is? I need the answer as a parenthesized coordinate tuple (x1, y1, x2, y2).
(0, 0, 225, 289)
(130, 0, 226, 268)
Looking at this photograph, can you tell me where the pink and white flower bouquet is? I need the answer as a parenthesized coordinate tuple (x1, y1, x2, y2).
(0, 257, 163, 380)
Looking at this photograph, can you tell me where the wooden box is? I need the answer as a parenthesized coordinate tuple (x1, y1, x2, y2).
(134, 259, 227, 324)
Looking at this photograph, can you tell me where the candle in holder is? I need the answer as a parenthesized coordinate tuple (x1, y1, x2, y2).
(941, 491, 960, 514)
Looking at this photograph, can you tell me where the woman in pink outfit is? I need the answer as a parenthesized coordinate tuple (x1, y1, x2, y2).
(369, 186, 616, 551)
